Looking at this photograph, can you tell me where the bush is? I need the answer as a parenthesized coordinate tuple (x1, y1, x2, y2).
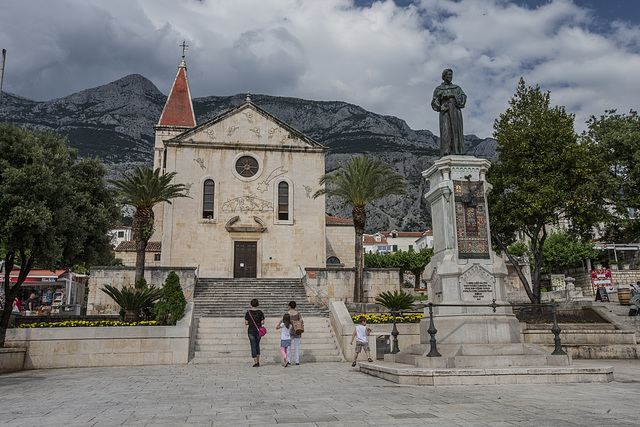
(101, 277, 162, 323)
(154, 271, 187, 325)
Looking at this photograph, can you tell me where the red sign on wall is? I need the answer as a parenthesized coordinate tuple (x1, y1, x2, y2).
(590, 269, 613, 294)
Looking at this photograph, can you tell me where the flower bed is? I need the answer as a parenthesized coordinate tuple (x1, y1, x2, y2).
(16, 320, 157, 328)
(351, 313, 423, 324)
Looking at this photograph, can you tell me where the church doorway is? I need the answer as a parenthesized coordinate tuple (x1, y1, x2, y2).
(234, 241, 257, 278)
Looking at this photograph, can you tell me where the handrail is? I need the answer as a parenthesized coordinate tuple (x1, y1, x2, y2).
(181, 265, 200, 291)
(421, 300, 567, 358)
(300, 267, 332, 310)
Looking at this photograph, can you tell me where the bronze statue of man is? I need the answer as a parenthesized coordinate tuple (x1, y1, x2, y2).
(431, 68, 467, 156)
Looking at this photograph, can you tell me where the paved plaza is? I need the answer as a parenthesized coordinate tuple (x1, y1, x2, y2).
(1, 359, 639, 426)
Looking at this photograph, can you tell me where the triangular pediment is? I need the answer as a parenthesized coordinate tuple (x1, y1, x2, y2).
(168, 101, 326, 151)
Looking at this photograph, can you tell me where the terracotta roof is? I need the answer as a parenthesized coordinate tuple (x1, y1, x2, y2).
(114, 241, 162, 252)
(158, 60, 196, 127)
(381, 231, 425, 238)
(325, 215, 353, 225)
(363, 235, 388, 244)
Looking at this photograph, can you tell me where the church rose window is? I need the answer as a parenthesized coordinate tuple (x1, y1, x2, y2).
(235, 156, 259, 177)
(278, 181, 289, 220)
(203, 179, 215, 219)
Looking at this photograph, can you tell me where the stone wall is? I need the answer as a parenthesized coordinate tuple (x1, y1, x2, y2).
(305, 267, 400, 303)
(4, 304, 193, 369)
(329, 300, 419, 360)
(325, 223, 355, 268)
(572, 270, 640, 302)
(87, 266, 197, 315)
(0, 348, 26, 373)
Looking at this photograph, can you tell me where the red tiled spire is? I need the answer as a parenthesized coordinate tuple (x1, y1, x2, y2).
(158, 59, 196, 127)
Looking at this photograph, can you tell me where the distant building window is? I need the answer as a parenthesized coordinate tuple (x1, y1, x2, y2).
(117, 231, 125, 238)
(278, 181, 289, 221)
(409, 245, 414, 252)
(154, 254, 161, 261)
(327, 256, 341, 264)
(375, 235, 381, 242)
(203, 179, 215, 219)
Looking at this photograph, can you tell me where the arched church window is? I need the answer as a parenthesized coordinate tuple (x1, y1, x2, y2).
(278, 181, 289, 220)
(203, 179, 215, 219)
(327, 256, 341, 265)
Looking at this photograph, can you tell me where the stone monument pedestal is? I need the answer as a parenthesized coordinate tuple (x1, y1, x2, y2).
(358, 155, 613, 385)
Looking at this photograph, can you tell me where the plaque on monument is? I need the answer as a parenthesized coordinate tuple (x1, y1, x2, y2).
(453, 177, 490, 259)
(459, 265, 495, 302)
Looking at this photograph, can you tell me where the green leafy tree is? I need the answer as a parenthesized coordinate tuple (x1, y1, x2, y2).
(313, 156, 407, 303)
(0, 124, 118, 345)
(364, 252, 391, 268)
(109, 167, 189, 283)
(388, 249, 433, 288)
(154, 271, 187, 325)
(488, 78, 607, 304)
(542, 231, 599, 274)
(583, 109, 640, 242)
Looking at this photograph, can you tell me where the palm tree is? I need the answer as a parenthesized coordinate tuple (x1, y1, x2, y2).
(375, 290, 416, 353)
(314, 156, 406, 303)
(110, 167, 189, 282)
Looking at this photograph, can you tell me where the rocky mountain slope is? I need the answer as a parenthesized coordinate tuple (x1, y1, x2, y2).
(0, 74, 497, 232)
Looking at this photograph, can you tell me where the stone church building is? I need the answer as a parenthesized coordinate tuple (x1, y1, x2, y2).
(115, 58, 354, 278)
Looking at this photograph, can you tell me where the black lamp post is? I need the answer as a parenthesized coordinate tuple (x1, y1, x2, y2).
(390, 311, 400, 354)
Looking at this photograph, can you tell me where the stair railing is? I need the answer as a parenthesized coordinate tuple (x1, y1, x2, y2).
(300, 265, 331, 310)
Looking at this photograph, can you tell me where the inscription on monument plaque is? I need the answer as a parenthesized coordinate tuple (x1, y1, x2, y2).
(459, 265, 494, 302)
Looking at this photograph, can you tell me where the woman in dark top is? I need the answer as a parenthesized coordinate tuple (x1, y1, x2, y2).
(245, 298, 265, 367)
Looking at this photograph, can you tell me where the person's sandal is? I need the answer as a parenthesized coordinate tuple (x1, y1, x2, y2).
(351, 361, 356, 367)
(367, 358, 373, 362)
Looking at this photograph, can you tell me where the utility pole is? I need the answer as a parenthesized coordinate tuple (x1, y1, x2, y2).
(0, 49, 6, 102)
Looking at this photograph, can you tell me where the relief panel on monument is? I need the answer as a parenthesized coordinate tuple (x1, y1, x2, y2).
(453, 179, 490, 259)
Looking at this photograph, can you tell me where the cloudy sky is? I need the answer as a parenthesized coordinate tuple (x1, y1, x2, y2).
(1, 0, 639, 138)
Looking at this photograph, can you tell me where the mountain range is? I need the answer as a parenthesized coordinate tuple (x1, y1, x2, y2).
(0, 74, 498, 232)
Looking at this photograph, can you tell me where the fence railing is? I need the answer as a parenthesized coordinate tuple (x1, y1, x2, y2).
(420, 300, 567, 358)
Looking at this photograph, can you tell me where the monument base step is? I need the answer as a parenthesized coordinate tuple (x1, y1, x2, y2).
(358, 361, 613, 386)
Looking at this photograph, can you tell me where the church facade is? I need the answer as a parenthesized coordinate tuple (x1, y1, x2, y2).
(141, 58, 351, 278)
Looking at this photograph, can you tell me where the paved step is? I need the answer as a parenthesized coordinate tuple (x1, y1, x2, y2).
(190, 316, 343, 364)
(190, 279, 338, 364)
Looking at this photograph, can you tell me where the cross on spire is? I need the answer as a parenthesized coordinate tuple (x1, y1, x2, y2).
(179, 41, 189, 59)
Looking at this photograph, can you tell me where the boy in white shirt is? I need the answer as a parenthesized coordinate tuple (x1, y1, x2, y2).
(350, 316, 373, 366)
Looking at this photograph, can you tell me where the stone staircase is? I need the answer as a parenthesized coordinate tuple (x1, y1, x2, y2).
(191, 317, 344, 364)
(193, 278, 328, 317)
(190, 278, 344, 364)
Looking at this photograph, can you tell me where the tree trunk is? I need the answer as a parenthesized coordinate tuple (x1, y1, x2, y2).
(0, 252, 35, 347)
(491, 231, 535, 303)
(133, 208, 154, 283)
(352, 205, 366, 303)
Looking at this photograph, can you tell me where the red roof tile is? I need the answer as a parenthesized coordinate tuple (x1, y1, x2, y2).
(158, 60, 196, 127)
(381, 231, 425, 238)
(114, 241, 162, 252)
(363, 235, 388, 244)
(325, 215, 353, 225)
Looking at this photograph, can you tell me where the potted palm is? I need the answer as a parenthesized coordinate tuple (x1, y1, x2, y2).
(375, 290, 416, 354)
(102, 278, 163, 322)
